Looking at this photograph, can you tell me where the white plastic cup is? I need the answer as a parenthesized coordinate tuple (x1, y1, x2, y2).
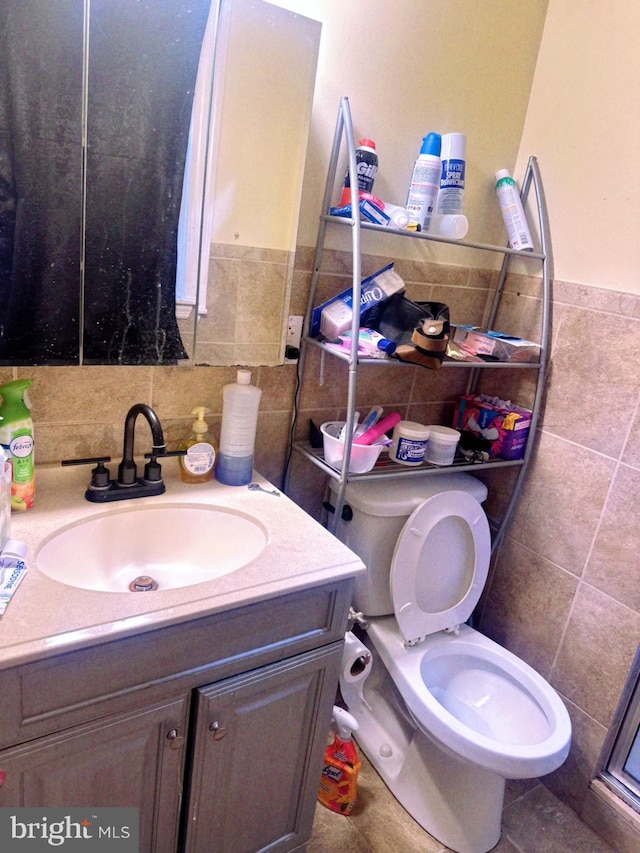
(320, 422, 383, 473)
(389, 421, 430, 466)
(425, 425, 461, 465)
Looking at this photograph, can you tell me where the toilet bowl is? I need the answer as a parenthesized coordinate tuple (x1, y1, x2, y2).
(332, 474, 571, 853)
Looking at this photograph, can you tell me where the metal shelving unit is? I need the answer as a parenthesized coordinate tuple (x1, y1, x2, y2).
(285, 96, 553, 547)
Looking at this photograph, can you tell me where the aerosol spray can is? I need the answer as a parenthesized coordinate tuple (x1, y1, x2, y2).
(339, 139, 378, 205)
(495, 169, 534, 251)
(405, 132, 442, 232)
(436, 133, 466, 215)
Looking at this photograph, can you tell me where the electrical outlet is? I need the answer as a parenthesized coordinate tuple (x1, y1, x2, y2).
(284, 315, 303, 363)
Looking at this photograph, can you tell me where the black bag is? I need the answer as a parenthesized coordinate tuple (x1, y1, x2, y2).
(367, 294, 450, 370)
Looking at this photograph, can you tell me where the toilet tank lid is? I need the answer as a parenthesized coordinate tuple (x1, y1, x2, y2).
(330, 472, 487, 517)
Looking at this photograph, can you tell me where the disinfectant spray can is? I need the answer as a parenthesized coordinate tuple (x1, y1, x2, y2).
(436, 132, 466, 215)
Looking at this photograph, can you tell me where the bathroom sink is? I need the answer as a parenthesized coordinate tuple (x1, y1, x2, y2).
(36, 503, 268, 592)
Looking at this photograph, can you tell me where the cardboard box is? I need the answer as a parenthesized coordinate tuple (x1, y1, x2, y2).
(310, 263, 405, 338)
(453, 395, 532, 460)
(452, 325, 540, 363)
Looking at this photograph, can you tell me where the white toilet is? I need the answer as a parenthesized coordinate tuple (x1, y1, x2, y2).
(332, 473, 571, 853)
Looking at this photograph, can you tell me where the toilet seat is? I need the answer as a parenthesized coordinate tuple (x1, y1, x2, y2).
(390, 490, 491, 644)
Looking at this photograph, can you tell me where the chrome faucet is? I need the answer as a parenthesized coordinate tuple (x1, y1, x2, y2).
(118, 403, 166, 487)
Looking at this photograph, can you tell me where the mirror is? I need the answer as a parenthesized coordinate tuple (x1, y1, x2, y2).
(0, 0, 320, 366)
(179, 0, 320, 366)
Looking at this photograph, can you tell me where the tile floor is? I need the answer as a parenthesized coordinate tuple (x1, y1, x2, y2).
(307, 753, 618, 853)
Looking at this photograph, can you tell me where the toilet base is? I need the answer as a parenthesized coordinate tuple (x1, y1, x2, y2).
(342, 639, 504, 853)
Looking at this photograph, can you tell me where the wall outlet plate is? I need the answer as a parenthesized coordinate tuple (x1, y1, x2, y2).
(285, 315, 303, 363)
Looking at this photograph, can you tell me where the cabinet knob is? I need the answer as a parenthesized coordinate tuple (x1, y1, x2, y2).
(209, 720, 227, 741)
(166, 729, 185, 749)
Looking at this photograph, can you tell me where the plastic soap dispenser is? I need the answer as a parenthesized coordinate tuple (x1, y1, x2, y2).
(318, 706, 361, 816)
(179, 407, 217, 483)
(0, 379, 35, 511)
(215, 370, 262, 486)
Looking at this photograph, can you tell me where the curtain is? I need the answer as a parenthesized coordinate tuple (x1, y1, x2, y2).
(0, 0, 211, 365)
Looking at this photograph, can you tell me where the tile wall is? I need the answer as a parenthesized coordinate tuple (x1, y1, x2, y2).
(3, 244, 640, 851)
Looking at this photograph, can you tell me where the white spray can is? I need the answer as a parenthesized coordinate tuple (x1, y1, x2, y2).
(405, 133, 441, 232)
(495, 169, 534, 251)
(436, 133, 466, 215)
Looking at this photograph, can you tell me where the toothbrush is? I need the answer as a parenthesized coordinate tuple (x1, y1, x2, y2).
(354, 412, 402, 446)
(353, 406, 383, 439)
(338, 412, 360, 441)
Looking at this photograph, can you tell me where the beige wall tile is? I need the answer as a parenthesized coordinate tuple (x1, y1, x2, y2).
(480, 536, 578, 676)
(510, 431, 615, 575)
(545, 699, 609, 815)
(622, 402, 640, 469)
(552, 584, 640, 726)
(543, 307, 640, 455)
(585, 465, 640, 610)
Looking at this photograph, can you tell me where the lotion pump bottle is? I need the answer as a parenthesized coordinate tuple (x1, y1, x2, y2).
(318, 706, 361, 815)
(216, 370, 262, 486)
(179, 407, 217, 483)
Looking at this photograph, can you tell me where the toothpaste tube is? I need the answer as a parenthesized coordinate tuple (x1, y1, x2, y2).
(336, 328, 396, 359)
(0, 539, 28, 616)
(330, 199, 413, 230)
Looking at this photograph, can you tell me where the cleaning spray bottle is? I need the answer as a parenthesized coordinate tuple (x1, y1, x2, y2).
(179, 407, 217, 483)
(0, 379, 35, 511)
(318, 705, 361, 815)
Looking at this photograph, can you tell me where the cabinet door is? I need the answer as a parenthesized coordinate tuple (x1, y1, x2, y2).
(183, 643, 342, 853)
(0, 697, 188, 853)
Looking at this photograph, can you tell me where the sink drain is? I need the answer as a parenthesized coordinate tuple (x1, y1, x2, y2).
(129, 575, 159, 592)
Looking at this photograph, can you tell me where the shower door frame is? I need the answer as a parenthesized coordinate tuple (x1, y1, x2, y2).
(599, 643, 640, 811)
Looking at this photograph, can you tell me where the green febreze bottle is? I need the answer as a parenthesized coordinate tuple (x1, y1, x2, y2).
(0, 379, 35, 511)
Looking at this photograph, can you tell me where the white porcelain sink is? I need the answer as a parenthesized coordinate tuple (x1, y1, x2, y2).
(36, 503, 268, 592)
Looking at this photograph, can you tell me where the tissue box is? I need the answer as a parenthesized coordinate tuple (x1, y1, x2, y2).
(452, 325, 540, 363)
(453, 395, 532, 460)
(310, 263, 405, 339)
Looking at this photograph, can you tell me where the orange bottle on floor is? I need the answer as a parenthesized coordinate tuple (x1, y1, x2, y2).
(318, 706, 361, 815)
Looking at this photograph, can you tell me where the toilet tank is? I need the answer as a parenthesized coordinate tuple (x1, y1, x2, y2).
(329, 473, 488, 616)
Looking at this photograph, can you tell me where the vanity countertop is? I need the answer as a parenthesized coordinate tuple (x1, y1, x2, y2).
(0, 465, 364, 670)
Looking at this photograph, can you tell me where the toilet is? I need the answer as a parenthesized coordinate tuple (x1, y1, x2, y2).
(331, 473, 571, 853)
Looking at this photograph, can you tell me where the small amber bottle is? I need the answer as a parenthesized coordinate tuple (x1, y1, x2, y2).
(179, 407, 217, 483)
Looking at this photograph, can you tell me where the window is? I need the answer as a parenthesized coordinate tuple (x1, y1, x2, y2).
(175, 0, 222, 320)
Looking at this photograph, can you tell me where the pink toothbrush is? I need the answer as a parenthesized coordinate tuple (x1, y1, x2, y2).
(353, 412, 402, 445)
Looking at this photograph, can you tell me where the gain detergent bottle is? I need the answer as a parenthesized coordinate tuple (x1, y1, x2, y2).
(0, 379, 35, 511)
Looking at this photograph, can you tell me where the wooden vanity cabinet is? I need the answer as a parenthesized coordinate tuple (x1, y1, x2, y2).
(0, 580, 352, 853)
(0, 697, 189, 853)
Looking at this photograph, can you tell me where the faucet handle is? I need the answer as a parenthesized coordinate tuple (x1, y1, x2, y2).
(142, 449, 186, 484)
(61, 456, 112, 489)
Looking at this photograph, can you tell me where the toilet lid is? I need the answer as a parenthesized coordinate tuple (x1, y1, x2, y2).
(390, 490, 491, 644)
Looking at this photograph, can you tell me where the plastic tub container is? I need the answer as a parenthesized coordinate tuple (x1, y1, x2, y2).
(425, 425, 461, 465)
(321, 422, 383, 473)
(389, 421, 430, 466)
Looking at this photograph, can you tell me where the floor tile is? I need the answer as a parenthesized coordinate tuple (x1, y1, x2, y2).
(309, 754, 620, 853)
(501, 783, 617, 853)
